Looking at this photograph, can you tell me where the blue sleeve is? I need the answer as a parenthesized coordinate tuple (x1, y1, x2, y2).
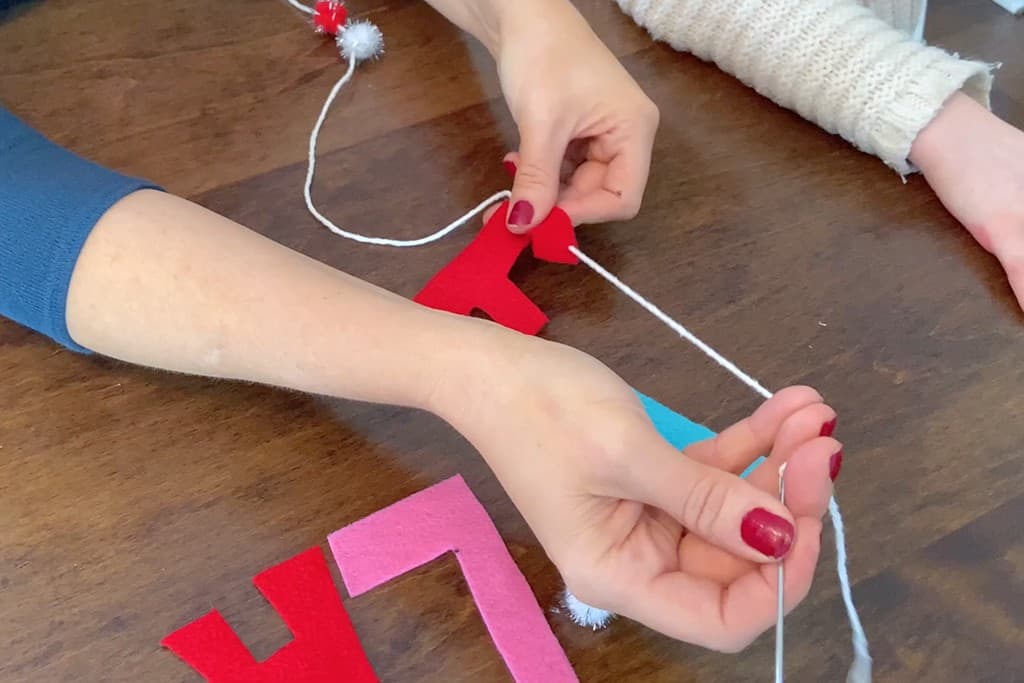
(0, 106, 162, 352)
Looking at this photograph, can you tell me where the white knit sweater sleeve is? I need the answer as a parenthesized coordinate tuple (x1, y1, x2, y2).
(618, 0, 993, 174)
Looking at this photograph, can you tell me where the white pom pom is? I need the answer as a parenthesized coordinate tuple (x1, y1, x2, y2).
(337, 20, 384, 63)
(562, 589, 615, 630)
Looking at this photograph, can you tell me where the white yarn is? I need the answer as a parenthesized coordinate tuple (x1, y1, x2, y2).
(568, 246, 773, 399)
(292, 2, 507, 246)
(286, 0, 314, 14)
(287, 3, 870, 677)
(830, 496, 873, 683)
(303, 49, 509, 246)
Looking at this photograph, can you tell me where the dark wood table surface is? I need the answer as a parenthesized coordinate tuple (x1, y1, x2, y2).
(2, 1, 1023, 681)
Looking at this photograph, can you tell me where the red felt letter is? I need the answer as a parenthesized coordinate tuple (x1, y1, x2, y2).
(162, 547, 378, 683)
(413, 202, 579, 334)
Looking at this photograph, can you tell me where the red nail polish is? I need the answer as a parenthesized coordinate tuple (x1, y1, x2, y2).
(508, 200, 534, 227)
(502, 160, 517, 178)
(820, 417, 837, 437)
(741, 508, 794, 559)
(830, 450, 843, 481)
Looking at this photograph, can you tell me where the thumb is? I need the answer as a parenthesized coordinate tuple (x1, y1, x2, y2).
(507, 123, 568, 234)
(624, 436, 796, 564)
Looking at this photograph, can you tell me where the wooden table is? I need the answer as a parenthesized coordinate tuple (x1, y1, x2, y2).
(2, 1, 1023, 680)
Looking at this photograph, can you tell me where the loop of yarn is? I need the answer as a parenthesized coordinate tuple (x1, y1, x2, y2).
(295, 1, 507, 246)
(287, 2, 872, 680)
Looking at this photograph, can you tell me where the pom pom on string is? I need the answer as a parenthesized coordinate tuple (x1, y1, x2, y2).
(312, 0, 348, 36)
(337, 20, 384, 63)
(560, 589, 614, 630)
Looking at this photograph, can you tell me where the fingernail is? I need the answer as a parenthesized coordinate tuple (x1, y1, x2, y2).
(741, 508, 794, 559)
(508, 200, 534, 228)
(502, 160, 517, 178)
(820, 417, 837, 437)
(830, 450, 843, 481)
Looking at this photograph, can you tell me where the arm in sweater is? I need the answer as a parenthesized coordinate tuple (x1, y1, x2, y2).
(617, 0, 993, 174)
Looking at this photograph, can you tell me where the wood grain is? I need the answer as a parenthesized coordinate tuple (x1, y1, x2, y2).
(2, 0, 1023, 681)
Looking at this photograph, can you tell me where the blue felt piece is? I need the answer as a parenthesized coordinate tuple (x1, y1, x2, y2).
(636, 391, 764, 479)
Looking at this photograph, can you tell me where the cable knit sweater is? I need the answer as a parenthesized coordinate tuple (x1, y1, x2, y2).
(617, 0, 994, 174)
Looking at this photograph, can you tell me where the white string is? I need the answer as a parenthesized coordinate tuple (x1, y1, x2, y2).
(570, 243, 872, 683)
(830, 496, 874, 683)
(303, 53, 510, 247)
(286, 0, 314, 14)
(568, 246, 774, 399)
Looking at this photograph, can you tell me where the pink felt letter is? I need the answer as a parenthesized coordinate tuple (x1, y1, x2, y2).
(328, 475, 578, 682)
(162, 547, 378, 683)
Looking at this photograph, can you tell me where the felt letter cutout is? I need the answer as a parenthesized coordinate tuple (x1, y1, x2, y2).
(413, 201, 579, 335)
(328, 475, 578, 683)
(637, 391, 764, 478)
(162, 547, 378, 683)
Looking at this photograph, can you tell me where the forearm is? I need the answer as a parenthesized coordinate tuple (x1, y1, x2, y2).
(618, 0, 994, 174)
(65, 189, 497, 411)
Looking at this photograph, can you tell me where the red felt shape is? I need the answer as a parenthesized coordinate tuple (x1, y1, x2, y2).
(162, 547, 377, 683)
(312, 0, 348, 35)
(413, 202, 579, 335)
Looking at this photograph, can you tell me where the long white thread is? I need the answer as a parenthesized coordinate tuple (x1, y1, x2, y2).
(286, 0, 314, 14)
(830, 496, 873, 683)
(304, 53, 510, 247)
(568, 246, 773, 399)
(289, 3, 869, 677)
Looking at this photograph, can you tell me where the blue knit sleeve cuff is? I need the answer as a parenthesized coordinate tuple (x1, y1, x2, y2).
(0, 107, 162, 353)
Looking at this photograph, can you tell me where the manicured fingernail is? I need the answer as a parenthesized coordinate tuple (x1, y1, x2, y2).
(502, 160, 517, 178)
(820, 417, 837, 437)
(741, 508, 794, 559)
(830, 450, 843, 481)
(508, 200, 534, 228)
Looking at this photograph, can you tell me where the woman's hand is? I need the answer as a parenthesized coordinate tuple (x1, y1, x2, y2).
(911, 92, 1024, 311)
(493, 0, 659, 231)
(421, 0, 657, 229)
(491, 0, 659, 231)
(431, 328, 839, 651)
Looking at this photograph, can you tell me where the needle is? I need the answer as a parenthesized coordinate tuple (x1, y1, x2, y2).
(775, 463, 787, 683)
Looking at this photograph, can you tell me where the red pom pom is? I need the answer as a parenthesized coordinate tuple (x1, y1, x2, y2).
(313, 0, 348, 36)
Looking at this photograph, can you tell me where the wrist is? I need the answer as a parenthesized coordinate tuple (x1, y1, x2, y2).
(418, 312, 533, 426)
(909, 91, 983, 174)
(424, 0, 510, 55)
(483, 0, 587, 56)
